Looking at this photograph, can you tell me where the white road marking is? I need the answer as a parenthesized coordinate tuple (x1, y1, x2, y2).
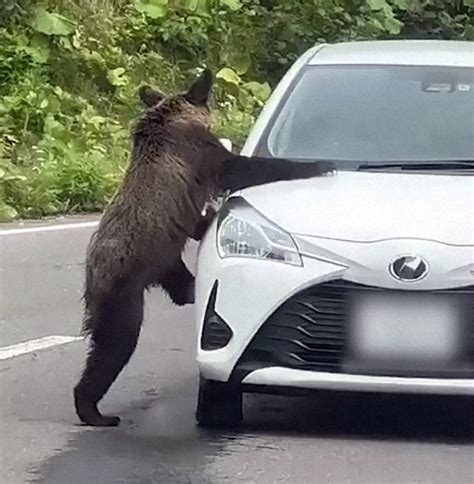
(0, 220, 99, 236)
(0, 335, 83, 361)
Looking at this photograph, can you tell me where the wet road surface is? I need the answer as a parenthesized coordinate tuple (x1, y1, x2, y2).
(1, 216, 473, 483)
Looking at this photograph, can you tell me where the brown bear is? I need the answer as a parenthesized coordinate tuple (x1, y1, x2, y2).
(74, 69, 334, 426)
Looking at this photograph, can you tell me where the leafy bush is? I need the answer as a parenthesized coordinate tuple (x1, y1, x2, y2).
(1, 0, 472, 220)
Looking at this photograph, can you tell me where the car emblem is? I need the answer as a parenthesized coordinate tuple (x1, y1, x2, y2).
(389, 255, 429, 282)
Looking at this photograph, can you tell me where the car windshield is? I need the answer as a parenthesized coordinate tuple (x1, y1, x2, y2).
(264, 65, 474, 167)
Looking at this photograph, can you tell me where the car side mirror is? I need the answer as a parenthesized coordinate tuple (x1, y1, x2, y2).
(219, 138, 233, 152)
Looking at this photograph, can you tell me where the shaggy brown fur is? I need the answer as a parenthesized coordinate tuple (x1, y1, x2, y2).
(73, 69, 334, 426)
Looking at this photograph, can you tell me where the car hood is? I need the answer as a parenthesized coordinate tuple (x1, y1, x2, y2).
(238, 171, 474, 246)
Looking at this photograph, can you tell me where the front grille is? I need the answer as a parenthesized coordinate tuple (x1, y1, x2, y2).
(236, 280, 474, 379)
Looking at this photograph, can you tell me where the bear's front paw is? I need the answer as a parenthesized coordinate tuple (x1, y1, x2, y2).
(315, 160, 337, 176)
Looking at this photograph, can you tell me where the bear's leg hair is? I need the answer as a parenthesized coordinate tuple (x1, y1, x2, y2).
(74, 283, 144, 426)
(160, 257, 195, 306)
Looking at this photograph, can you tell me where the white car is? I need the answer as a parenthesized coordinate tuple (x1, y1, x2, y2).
(194, 40, 474, 427)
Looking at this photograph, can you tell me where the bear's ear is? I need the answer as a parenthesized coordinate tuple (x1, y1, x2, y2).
(139, 86, 165, 107)
(185, 68, 213, 106)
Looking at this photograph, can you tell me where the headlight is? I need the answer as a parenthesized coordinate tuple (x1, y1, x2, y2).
(217, 197, 302, 266)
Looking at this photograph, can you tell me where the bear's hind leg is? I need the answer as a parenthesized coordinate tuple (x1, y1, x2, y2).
(74, 284, 144, 426)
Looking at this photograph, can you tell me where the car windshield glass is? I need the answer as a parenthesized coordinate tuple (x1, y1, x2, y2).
(265, 65, 474, 165)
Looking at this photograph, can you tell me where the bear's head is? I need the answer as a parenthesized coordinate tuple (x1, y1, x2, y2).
(138, 68, 213, 129)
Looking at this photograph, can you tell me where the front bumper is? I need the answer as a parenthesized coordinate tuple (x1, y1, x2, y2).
(242, 368, 474, 396)
(195, 223, 474, 396)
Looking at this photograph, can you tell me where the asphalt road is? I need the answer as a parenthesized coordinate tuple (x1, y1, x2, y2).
(0, 216, 473, 484)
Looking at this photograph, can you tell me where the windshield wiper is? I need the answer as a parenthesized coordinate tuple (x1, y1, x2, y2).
(357, 161, 474, 171)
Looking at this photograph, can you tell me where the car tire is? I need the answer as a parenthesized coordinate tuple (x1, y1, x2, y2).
(196, 376, 243, 428)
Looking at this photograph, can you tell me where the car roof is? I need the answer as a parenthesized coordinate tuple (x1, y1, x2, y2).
(307, 40, 474, 68)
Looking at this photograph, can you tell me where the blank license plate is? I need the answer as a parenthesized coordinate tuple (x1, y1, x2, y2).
(349, 292, 464, 364)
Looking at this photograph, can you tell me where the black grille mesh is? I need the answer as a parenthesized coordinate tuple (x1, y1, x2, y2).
(239, 280, 348, 372)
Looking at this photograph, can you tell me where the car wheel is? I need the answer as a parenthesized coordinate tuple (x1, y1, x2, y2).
(196, 376, 243, 428)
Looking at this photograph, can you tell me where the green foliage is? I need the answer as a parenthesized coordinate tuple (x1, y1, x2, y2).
(394, 0, 474, 39)
(134, 0, 168, 19)
(31, 7, 77, 36)
(1, 0, 472, 221)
